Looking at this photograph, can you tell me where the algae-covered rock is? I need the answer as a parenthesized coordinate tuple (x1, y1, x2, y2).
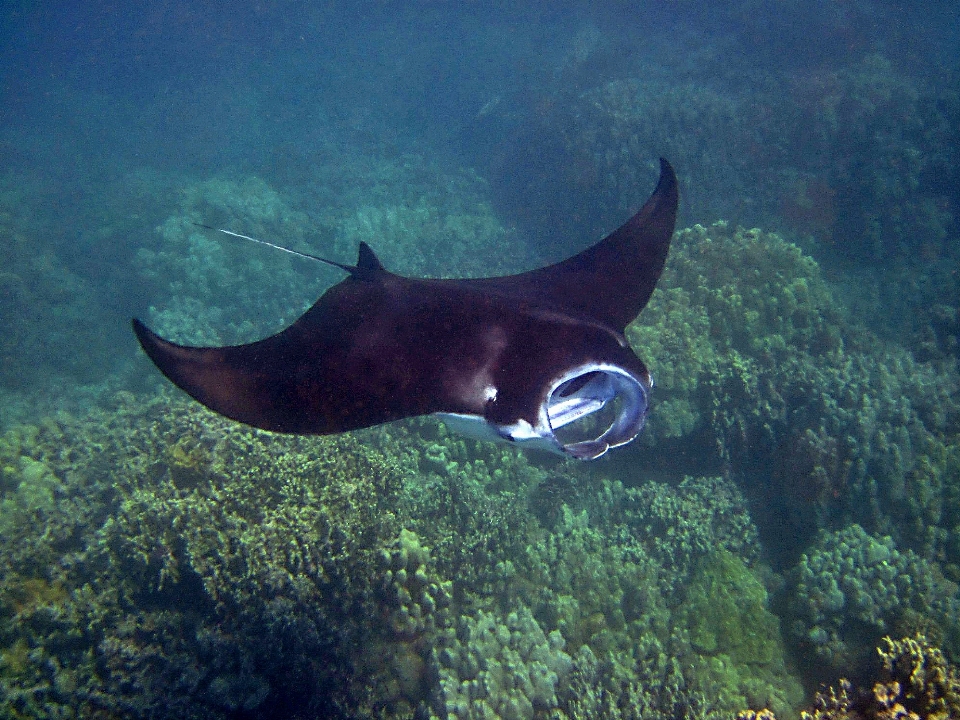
(683, 551, 779, 661)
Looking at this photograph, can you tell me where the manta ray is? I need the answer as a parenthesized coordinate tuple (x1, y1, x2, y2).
(133, 159, 678, 459)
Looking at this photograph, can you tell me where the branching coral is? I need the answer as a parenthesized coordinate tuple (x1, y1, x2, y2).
(877, 634, 960, 719)
(796, 633, 960, 720)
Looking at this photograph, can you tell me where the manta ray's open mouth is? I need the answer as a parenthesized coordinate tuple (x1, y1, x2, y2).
(545, 365, 650, 460)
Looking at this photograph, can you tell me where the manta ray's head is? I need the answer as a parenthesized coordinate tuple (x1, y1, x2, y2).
(439, 360, 650, 460)
(535, 363, 651, 459)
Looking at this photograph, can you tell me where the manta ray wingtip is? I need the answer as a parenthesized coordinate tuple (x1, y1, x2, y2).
(131, 318, 185, 383)
(131, 317, 154, 349)
(655, 157, 678, 204)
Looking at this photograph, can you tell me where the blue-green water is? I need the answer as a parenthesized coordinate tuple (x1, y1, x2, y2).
(1, 2, 958, 718)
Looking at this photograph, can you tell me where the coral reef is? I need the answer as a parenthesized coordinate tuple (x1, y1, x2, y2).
(134, 156, 530, 348)
(798, 633, 960, 720)
(134, 175, 335, 345)
(877, 634, 960, 719)
(6, 190, 956, 718)
(785, 55, 956, 268)
(3, 19, 960, 718)
(791, 525, 959, 672)
(0, 391, 802, 719)
(432, 607, 572, 719)
(627, 221, 960, 569)
(0, 394, 415, 717)
(0, 176, 122, 419)
(678, 550, 804, 717)
(6, 86, 958, 716)
(503, 52, 958, 340)
(336, 185, 521, 279)
(612, 475, 760, 578)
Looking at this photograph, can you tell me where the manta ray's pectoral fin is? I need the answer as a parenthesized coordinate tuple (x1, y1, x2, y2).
(132, 319, 302, 433)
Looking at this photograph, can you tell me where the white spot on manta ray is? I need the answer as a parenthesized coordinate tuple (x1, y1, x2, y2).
(451, 325, 506, 410)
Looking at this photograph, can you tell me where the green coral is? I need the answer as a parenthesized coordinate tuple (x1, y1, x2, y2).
(338, 190, 520, 280)
(0, 391, 806, 719)
(518, 52, 957, 338)
(626, 221, 845, 455)
(683, 551, 778, 661)
(792, 525, 959, 673)
(134, 156, 529, 348)
(678, 551, 804, 718)
(507, 474, 795, 719)
(135, 177, 333, 345)
(613, 475, 760, 577)
(7, 211, 957, 719)
(626, 221, 960, 572)
(432, 606, 573, 719)
(0, 396, 416, 718)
